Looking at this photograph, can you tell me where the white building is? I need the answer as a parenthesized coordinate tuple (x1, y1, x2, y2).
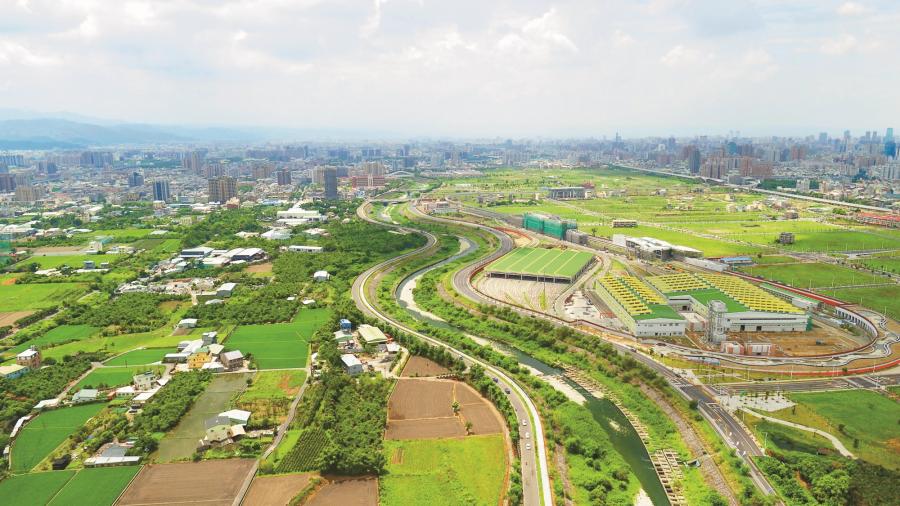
(341, 354, 363, 375)
(313, 270, 330, 282)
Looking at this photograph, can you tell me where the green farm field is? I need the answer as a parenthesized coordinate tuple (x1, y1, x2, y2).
(853, 256, 900, 273)
(381, 435, 507, 506)
(770, 390, 900, 469)
(104, 348, 169, 366)
(12, 403, 105, 472)
(225, 308, 329, 369)
(739, 262, 883, 289)
(15, 254, 117, 270)
(73, 365, 165, 391)
(0, 471, 76, 505)
(6, 325, 99, 357)
(240, 370, 307, 401)
(0, 283, 88, 312)
(48, 466, 142, 506)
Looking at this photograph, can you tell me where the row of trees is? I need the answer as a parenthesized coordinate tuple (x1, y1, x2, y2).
(67, 292, 182, 334)
(132, 370, 212, 433)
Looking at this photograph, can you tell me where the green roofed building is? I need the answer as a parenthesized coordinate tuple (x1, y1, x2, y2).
(522, 213, 577, 240)
(485, 247, 594, 284)
(594, 275, 686, 337)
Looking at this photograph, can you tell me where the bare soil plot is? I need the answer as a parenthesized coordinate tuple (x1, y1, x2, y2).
(116, 458, 256, 505)
(385, 379, 502, 439)
(245, 262, 273, 274)
(29, 246, 85, 255)
(400, 355, 450, 377)
(306, 476, 378, 506)
(243, 473, 312, 506)
(0, 310, 33, 326)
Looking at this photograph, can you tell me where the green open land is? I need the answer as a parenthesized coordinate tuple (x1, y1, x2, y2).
(7, 325, 99, 357)
(740, 262, 883, 289)
(753, 255, 799, 264)
(48, 466, 142, 506)
(767, 390, 900, 469)
(104, 348, 169, 366)
(853, 256, 900, 273)
(225, 308, 329, 369)
(485, 247, 593, 278)
(381, 435, 507, 506)
(73, 365, 165, 390)
(16, 254, 117, 270)
(239, 370, 307, 401)
(12, 403, 105, 472)
(0, 283, 88, 312)
(0, 471, 76, 505)
(76, 228, 154, 240)
(820, 285, 900, 320)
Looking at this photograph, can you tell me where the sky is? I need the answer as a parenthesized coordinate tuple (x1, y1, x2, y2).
(0, 0, 898, 138)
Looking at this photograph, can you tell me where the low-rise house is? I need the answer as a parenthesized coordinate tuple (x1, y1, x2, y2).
(72, 389, 99, 404)
(201, 362, 225, 373)
(313, 270, 330, 282)
(16, 347, 41, 369)
(133, 371, 157, 391)
(207, 343, 225, 358)
(220, 350, 244, 371)
(33, 399, 60, 410)
(219, 409, 251, 425)
(85, 443, 141, 467)
(341, 354, 363, 376)
(188, 348, 211, 369)
(0, 364, 28, 380)
(176, 318, 198, 329)
(216, 282, 236, 297)
(358, 324, 388, 345)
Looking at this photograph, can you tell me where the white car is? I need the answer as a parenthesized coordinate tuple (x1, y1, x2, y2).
(525, 432, 530, 439)
(522, 420, 527, 426)
(525, 443, 532, 450)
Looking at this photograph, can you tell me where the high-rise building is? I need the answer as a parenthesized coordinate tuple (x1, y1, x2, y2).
(0, 173, 17, 192)
(686, 146, 701, 174)
(152, 180, 171, 202)
(886, 140, 898, 159)
(324, 167, 338, 200)
(14, 184, 43, 202)
(208, 176, 237, 203)
(275, 168, 292, 186)
(128, 171, 145, 187)
(183, 150, 206, 175)
(80, 151, 113, 168)
(887, 128, 895, 141)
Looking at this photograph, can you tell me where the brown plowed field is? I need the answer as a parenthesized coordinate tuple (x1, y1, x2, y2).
(401, 355, 451, 377)
(306, 476, 378, 506)
(0, 311, 33, 326)
(243, 473, 313, 506)
(116, 459, 256, 505)
(385, 378, 503, 439)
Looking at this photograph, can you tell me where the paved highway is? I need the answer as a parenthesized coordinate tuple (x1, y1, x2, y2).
(408, 202, 779, 497)
(352, 202, 552, 506)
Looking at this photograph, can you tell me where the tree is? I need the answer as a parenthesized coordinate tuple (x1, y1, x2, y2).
(452, 401, 460, 414)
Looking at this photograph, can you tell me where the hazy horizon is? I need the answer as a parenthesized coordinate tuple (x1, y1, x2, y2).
(2, 0, 898, 138)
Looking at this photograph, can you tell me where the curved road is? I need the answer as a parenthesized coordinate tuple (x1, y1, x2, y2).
(407, 202, 778, 497)
(352, 202, 553, 506)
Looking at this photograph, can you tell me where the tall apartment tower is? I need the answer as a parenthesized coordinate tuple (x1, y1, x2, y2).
(324, 167, 338, 200)
(686, 147, 701, 174)
(275, 168, 292, 186)
(152, 180, 171, 202)
(208, 176, 237, 203)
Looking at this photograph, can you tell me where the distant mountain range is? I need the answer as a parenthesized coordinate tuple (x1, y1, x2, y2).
(0, 116, 266, 149)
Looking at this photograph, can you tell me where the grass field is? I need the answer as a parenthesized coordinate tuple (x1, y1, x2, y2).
(485, 247, 593, 278)
(381, 435, 507, 506)
(770, 390, 900, 469)
(0, 283, 87, 311)
(0, 471, 76, 505)
(225, 309, 329, 369)
(7, 324, 99, 356)
(240, 370, 307, 401)
(16, 254, 117, 270)
(74, 365, 165, 390)
(12, 404, 105, 472)
(104, 348, 169, 366)
(820, 285, 900, 320)
(76, 228, 154, 240)
(740, 262, 883, 289)
(48, 466, 142, 506)
(853, 256, 900, 273)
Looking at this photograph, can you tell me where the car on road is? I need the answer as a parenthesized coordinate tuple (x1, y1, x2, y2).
(504, 387, 511, 394)
(522, 419, 527, 426)
(525, 432, 530, 439)
(492, 377, 499, 383)
(525, 443, 532, 450)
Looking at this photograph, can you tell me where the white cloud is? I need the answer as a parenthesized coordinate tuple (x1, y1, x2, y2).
(837, 2, 867, 16)
(612, 29, 635, 48)
(659, 44, 713, 67)
(820, 33, 879, 55)
(0, 41, 59, 67)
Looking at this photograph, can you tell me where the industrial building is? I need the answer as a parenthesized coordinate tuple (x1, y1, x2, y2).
(547, 187, 587, 199)
(594, 275, 686, 337)
(522, 212, 578, 240)
(646, 273, 809, 335)
(485, 247, 594, 284)
(612, 235, 703, 260)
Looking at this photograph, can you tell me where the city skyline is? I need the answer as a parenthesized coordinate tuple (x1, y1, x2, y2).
(1, 0, 898, 138)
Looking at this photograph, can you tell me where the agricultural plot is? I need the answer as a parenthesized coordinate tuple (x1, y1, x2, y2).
(401, 356, 450, 377)
(771, 390, 900, 470)
(117, 459, 257, 506)
(740, 262, 883, 289)
(12, 403, 105, 472)
(0, 470, 76, 505)
(275, 428, 328, 473)
(16, 254, 117, 270)
(776, 229, 900, 253)
(0, 282, 87, 312)
(236, 370, 306, 423)
(104, 348, 169, 366)
(73, 365, 165, 391)
(243, 473, 314, 506)
(381, 435, 507, 506)
(386, 379, 502, 440)
(226, 308, 329, 369)
(307, 476, 379, 506)
(823, 285, 900, 320)
(48, 466, 142, 506)
(7, 324, 98, 356)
